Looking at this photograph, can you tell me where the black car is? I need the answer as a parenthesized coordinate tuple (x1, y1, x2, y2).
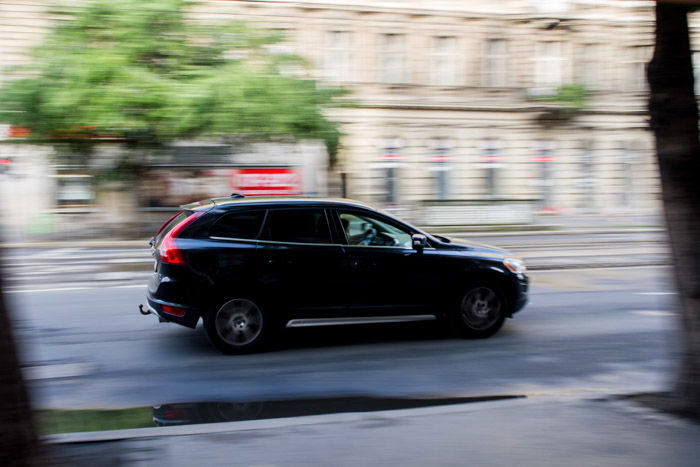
(140, 195, 528, 353)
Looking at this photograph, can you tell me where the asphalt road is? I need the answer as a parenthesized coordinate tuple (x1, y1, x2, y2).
(8, 264, 679, 411)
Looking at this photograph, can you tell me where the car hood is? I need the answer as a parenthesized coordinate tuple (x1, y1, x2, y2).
(435, 237, 513, 259)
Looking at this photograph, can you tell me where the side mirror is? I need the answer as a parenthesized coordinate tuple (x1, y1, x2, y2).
(412, 233, 427, 253)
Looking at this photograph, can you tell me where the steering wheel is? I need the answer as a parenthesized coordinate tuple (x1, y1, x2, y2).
(359, 227, 377, 245)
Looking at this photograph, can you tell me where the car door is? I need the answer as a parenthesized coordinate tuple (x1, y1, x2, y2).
(332, 208, 436, 315)
(256, 207, 346, 320)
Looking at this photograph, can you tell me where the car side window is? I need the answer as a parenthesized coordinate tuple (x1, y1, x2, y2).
(338, 211, 412, 248)
(262, 209, 332, 244)
(210, 210, 265, 239)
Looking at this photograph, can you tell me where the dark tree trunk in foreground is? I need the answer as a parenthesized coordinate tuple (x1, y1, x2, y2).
(0, 256, 41, 465)
(648, 2, 700, 415)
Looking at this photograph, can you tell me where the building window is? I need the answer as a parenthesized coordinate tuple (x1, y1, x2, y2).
(534, 41, 565, 90)
(618, 140, 645, 209)
(627, 46, 651, 92)
(577, 141, 596, 209)
(482, 39, 509, 87)
(324, 31, 352, 82)
(577, 43, 601, 90)
(379, 139, 402, 205)
(430, 138, 452, 199)
(380, 34, 407, 84)
(430, 36, 458, 86)
(55, 174, 94, 208)
(480, 139, 504, 197)
(533, 141, 556, 209)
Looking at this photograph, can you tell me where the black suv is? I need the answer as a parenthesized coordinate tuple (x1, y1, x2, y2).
(141, 196, 528, 353)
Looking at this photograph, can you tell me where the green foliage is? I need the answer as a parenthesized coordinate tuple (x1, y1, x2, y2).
(531, 84, 588, 111)
(37, 408, 153, 434)
(0, 0, 345, 160)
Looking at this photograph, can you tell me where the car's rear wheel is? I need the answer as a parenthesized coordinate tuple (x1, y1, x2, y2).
(453, 283, 506, 338)
(205, 298, 269, 353)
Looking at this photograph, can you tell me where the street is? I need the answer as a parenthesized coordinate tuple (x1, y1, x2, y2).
(6, 254, 679, 411)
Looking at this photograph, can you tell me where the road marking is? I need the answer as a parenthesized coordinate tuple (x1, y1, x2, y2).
(23, 362, 94, 380)
(637, 292, 677, 296)
(7, 284, 146, 294)
(631, 310, 675, 317)
(523, 388, 611, 397)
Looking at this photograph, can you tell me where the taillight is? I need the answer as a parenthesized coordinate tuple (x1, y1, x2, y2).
(161, 305, 187, 317)
(158, 211, 204, 265)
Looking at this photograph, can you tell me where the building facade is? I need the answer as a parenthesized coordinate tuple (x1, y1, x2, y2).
(0, 0, 674, 231)
(184, 0, 661, 218)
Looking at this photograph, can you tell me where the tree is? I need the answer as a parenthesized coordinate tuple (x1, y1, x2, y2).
(647, 0, 700, 417)
(0, 0, 345, 175)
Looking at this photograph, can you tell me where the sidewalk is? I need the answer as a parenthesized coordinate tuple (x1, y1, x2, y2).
(47, 393, 700, 467)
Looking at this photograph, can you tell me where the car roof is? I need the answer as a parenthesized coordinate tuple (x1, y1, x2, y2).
(181, 196, 375, 211)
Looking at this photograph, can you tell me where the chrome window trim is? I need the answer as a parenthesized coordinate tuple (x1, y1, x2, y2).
(209, 236, 259, 244)
(256, 238, 344, 247)
(209, 237, 434, 250)
(342, 244, 435, 251)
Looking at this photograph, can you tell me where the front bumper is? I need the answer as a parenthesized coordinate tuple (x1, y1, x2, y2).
(511, 275, 529, 315)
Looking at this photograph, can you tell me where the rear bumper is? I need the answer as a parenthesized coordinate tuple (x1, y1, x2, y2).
(145, 295, 200, 328)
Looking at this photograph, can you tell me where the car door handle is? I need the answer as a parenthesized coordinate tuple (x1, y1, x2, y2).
(265, 258, 292, 266)
(348, 258, 377, 269)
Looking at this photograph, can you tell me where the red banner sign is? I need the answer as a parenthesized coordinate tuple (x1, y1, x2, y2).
(231, 168, 302, 196)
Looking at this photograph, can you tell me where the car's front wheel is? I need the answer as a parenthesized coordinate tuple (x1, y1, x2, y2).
(205, 298, 269, 354)
(453, 283, 507, 338)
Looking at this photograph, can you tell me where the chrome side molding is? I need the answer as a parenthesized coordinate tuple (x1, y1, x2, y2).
(285, 315, 437, 328)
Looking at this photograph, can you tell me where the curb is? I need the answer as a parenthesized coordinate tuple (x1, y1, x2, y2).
(42, 390, 654, 445)
(43, 394, 539, 445)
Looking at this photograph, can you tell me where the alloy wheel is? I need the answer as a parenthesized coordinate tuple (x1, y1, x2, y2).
(215, 299, 263, 347)
(460, 286, 502, 331)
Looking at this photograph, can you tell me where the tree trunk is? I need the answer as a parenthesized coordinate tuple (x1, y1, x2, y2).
(0, 256, 42, 464)
(648, 2, 700, 415)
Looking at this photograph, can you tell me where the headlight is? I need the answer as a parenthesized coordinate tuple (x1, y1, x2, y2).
(503, 258, 526, 275)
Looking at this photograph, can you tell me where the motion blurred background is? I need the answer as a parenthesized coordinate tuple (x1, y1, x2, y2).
(5, 3, 700, 455)
(0, 0, 680, 241)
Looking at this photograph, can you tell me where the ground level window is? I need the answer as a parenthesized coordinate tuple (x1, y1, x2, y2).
(55, 174, 94, 207)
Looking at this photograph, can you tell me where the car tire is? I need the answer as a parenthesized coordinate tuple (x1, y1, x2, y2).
(205, 298, 270, 354)
(452, 282, 507, 338)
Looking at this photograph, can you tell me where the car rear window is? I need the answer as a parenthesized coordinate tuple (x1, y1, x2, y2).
(154, 210, 193, 247)
(210, 210, 265, 240)
(262, 208, 332, 244)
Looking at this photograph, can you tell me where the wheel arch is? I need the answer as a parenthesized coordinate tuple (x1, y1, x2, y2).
(459, 264, 518, 317)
